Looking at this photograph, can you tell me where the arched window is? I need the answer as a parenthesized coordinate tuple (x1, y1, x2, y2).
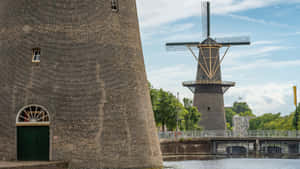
(16, 105, 50, 126)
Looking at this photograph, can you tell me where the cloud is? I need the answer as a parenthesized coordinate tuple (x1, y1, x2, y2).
(228, 14, 290, 27)
(147, 64, 195, 101)
(225, 83, 298, 115)
(141, 23, 197, 43)
(222, 44, 289, 66)
(276, 31, 300, 37)
(224, 59, 300, 72)
(164, 32, 202, 42)
(252, 40, 279, 46)
(136, 0, 300, 28)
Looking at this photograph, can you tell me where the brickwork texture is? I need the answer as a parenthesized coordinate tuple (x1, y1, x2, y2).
(0, 0, 163, 168)
(194, 39, 226, 130)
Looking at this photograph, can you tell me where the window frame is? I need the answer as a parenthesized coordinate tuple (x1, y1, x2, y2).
(32, 48, 41, 63)
(16, 104, 50, 127)
(111, 0, 119, 12)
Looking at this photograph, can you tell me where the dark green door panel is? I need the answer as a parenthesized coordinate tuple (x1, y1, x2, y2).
(17, 126, 49, 161)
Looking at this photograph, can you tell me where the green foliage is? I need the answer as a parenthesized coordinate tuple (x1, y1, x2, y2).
(226, 122, 233, 131)
(225, 102, 255, 130)
(292, 103, 300, 130)
(226, 101, 299, 131)
(149, 83, 201, 131)
(182, 98, 201, 131)
(232, 102, 254, 115)
(154, 89, 179, 131)
(250, 113, 280, 130)
(249, 113, 295, 131)
(225, 108, 236, 129)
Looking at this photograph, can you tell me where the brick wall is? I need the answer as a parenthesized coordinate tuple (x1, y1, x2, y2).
(0, 0, 162, 168)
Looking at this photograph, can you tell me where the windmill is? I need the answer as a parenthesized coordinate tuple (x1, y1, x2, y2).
(0, 0, 163, 168)
(166, 1, 251, 130)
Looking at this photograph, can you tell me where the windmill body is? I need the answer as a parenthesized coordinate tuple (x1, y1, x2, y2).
(0, 0, 162, 168)
(166, 2, 250, 130)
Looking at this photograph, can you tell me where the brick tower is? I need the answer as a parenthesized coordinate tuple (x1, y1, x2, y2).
(0, 0, 162, 168)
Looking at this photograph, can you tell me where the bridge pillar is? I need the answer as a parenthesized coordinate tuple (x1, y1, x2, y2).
(247, 141, 249, 158)
(255, 139, 260, 157)
(212, 141, 217, 154)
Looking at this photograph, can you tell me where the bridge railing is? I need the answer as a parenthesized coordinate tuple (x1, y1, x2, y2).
(158, 130, 300, 140)
(247, 130, 300, 138)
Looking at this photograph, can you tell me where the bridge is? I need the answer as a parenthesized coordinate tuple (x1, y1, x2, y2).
(159, 130, 300, 160)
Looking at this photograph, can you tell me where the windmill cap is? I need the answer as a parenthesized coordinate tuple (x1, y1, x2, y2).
(201, 37, 217, 45)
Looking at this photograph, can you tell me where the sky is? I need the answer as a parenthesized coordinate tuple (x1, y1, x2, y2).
(135, 0, 300, 116)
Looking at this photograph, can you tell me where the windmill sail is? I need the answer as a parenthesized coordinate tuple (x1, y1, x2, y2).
(166, 42, 200, 51)
(215, 36, 251, 46)
(202, 1, 209, 38)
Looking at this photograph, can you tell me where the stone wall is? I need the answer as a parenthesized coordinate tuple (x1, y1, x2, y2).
(0, 161, 69, 169)
(233, 115, 251, 137)
(160, 140, 211, 155)
(0, 0, 162, 168)
(0, 162, 68, 169)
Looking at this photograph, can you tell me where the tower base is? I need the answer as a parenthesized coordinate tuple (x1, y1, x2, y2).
(194, 92, 226, 130)
(183, 80, 235, 130)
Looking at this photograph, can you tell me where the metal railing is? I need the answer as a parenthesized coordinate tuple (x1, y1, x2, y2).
(158, 130, 300, 140)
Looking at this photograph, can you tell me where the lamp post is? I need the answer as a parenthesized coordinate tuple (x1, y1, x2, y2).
(176, 92, 180, 132)
(293, 86, 298, 135)
(174, 92, 180, 141)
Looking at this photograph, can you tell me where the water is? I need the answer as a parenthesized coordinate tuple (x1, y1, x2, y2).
(164, 159, 300, 169)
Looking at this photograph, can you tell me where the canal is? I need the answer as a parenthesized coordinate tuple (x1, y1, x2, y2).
(164, 159, 300, 169)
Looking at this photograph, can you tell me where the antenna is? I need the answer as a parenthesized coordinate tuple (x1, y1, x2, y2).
(201, 1, 208, 39)
(207, 1, 210, 37)
(202, 1, 210, 38)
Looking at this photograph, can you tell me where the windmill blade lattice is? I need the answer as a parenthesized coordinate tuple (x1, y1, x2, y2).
(188, 44, 230, 79)
(215, 36, 251, 46)
(166, 42, 200, 51)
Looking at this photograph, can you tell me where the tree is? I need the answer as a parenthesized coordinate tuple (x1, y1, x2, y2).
(155, 89, 178, 131)
(292, 103, 300, 130)
(182, 98, 201, 130)
(149, 82, 201, 131)
(225, 102, 254, 130)
(232, 102, 253, 115)
(225, 107, 236, 129)
(249, 113, 281, 130)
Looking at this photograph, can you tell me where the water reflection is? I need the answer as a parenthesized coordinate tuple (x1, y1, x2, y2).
(164, 159, 300, 169)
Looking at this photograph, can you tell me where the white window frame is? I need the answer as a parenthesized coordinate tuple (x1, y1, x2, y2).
(32, 48, 41, 63)
(111, 0, 119, 12)
(16, 104, 50, 126)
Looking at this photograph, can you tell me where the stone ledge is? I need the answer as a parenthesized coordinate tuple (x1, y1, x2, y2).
(0, 161, 68, 169)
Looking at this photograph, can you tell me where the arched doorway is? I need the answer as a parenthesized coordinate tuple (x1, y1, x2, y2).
(16, 105, 50, 161)
(226, 146, 247, 155)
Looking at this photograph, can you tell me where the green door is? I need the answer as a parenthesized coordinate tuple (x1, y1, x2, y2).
(17, 126, 49, 161)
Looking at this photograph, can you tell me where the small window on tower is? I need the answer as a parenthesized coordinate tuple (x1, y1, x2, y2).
(111, 0, 119, 12)
(32, 48, 41, 63)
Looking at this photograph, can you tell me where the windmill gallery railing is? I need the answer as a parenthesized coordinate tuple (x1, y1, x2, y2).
(158, 130, 300, 140)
